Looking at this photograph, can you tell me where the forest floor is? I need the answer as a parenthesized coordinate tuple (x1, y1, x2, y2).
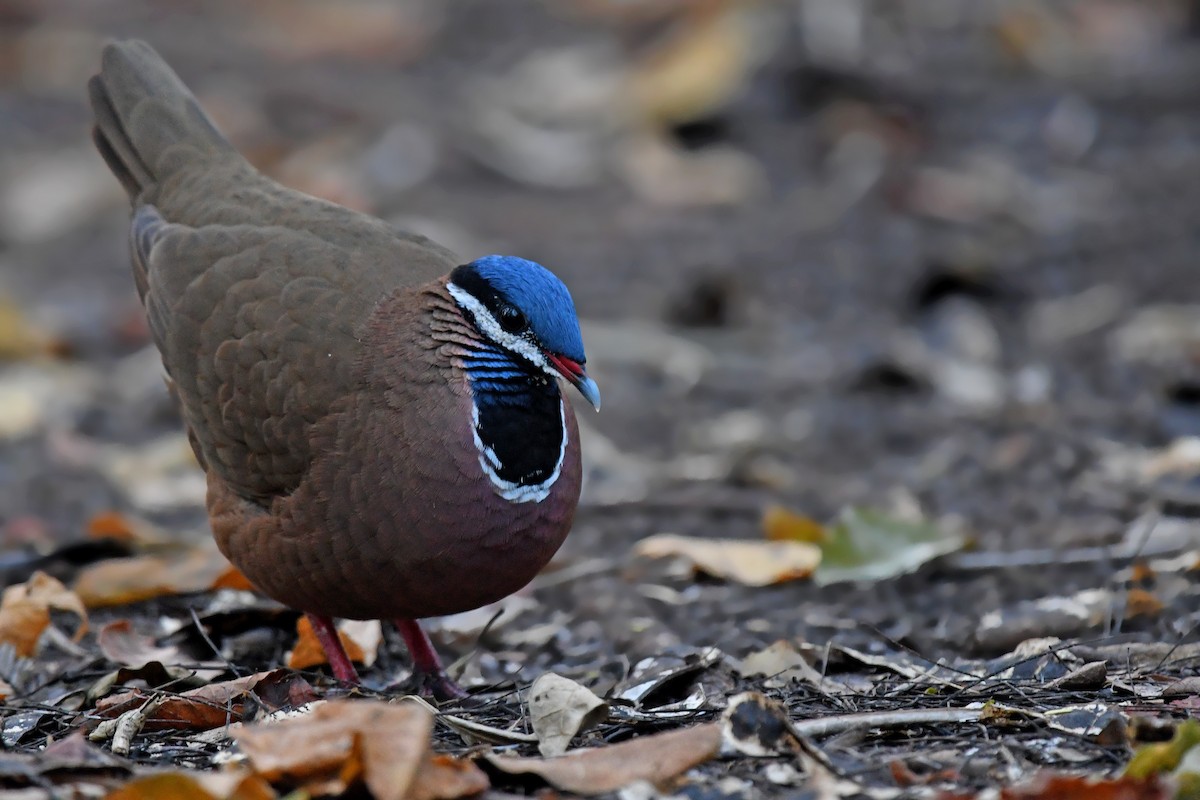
(4, 1, 1200, 798)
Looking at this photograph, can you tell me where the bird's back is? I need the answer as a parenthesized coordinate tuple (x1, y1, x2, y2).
(90, 41, 458, 500)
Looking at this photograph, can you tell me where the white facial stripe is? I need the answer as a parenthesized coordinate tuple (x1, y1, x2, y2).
(470, 400, 568, 503)
(447, 282, 556, 378)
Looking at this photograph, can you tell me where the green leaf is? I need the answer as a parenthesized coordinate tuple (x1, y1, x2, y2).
(813, 507, 965, 586)
(1125, 718, 1200, 780)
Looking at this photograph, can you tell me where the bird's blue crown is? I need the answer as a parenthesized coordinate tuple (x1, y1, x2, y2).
(466, 255, 586, 362)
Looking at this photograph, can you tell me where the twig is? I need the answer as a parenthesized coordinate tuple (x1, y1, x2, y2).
(790, 706, 983, 738)
(189, 607, 243, 678)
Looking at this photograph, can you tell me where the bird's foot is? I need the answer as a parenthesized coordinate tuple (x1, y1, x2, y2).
(393, 617, 476, 705)
(306, 612, 361, 684)
(413, 667, 473, 704)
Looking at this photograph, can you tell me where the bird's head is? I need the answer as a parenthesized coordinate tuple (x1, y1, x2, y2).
(447, 255, 600, 411)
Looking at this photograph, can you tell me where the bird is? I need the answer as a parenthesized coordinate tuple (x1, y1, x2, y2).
(88, 40, 599, 700)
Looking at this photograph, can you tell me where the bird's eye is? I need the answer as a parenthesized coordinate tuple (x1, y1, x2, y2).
(497, 305, 528, 334)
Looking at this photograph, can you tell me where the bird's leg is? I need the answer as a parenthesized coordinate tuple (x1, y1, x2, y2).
(305, 613, 360, 684)
(394, 618, 469, 701)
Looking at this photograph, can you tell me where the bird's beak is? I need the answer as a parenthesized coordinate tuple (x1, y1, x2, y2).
(546, 353, 601, 411)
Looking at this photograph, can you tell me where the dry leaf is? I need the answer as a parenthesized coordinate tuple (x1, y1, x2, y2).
(484, 722, 722, 795)
(528, 673, 610, 756)
(994, 773, 1170, 800)
(85, 511, 173, 546)
(211, 565, 257, 592)
(0, 571, 87, 656)
(105, 771, 277, 800)
(1125, 588, 1164, 619)
(626, 1, 765, 127)
(0, 296, 68, 360)
(96, 670, 317, 732)
(735, 640, 827, 689)
(634, 534, 820, 586)
(762, 505, 826, 544)
(74, 544, 237, 607)
(97, 619, 183, 668)
(86, 510, 139, 542)
(106, 773, 227, 800)
(235, 699, 487, 800)
(288, 615, 367, 670)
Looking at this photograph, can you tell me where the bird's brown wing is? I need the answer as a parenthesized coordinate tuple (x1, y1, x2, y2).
(133, 205, 451, 502)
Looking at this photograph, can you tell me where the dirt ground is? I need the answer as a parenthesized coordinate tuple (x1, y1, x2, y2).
(4, 1, 1200, 797)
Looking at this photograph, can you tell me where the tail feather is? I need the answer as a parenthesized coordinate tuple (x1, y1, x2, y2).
(89, 40, 239, 200)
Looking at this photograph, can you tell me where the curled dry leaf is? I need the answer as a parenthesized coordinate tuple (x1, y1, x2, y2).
(96, 670, 318, 733)
(633, 534, 820, 587)
(484, 722, 722, 796)
(0, 570, 87, 656)
(528, 672, 610, 756)
(235, 699, 487, 800)
(73, 543, 239, 608)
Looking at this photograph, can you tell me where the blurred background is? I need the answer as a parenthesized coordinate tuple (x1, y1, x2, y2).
(4, 0, 1200, 657)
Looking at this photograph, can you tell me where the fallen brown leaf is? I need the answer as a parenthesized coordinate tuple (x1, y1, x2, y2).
(998, 773, 1170, 799)
(484, 722, 722, 795)
(97, 619, 182, 668)
(235, 699, 487, 800)
(106, 771, 277, 800)
(288, 615, 366, 670)
(1125, 587, 1164, 619)
(96, 670, 317, 732)
(633, 534, 820, 586)
(0, 570, 87, 656)
(74, 544, 238, 607)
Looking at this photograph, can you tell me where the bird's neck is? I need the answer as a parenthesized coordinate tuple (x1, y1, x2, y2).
(423, 284, 569, 504)
(460, 339, 567, 503)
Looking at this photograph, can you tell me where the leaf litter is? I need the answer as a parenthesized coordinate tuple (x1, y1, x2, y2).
(11, 1, 1200, 798)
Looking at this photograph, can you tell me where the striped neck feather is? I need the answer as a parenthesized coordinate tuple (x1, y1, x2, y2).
(462, 340, 567, 503)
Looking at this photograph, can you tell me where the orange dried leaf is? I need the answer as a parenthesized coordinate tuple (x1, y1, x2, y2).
(105, 773, 222, 800)
(288, 615, 365, 670)
(74, 545, 236, 607)
(1130, 561, 1155, 584)
(1125, 588, 1164, 619)
(486, 722, 722, 795)
(762, 504, 826, 544)
(0, 571, 88, 656)
(211, 565, 257, 592)
(86, 510, 138, 542)
(235, 699, 482, 800)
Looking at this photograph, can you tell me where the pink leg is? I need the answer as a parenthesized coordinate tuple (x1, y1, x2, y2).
(394, 618, 468, 701)
(306, 613, 360, 684)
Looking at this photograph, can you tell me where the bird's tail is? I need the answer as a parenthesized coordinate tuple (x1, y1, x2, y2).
(88, 40, 241, 201)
